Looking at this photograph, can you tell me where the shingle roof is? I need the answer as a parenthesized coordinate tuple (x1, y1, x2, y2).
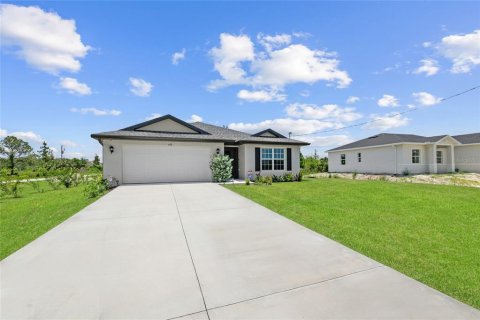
(327, 132, 480, 152)
(91, 115, 309, 146)
(453, 133, 480, 144)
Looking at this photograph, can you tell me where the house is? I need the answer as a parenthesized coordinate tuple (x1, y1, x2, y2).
(91, 114, 309, 184)
(327, 133, 480, 175)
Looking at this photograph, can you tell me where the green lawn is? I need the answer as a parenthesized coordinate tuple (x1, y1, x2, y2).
(225, 178, 480, 309)
(1, 181, 103, 260)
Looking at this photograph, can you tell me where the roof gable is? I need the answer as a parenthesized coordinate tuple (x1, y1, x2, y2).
(435, 135, 461, 145)
(122, 114, 208, 134)
(252, 129, 286, 138)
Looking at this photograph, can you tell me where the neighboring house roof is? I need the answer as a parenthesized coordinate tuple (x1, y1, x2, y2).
(452, 133, 480, 144)
(252, 129, 287, 138)
(328, 132, 480, 152)
(91, 114, 309, 146)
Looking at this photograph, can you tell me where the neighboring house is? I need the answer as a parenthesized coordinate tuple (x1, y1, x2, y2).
(91, 114, 309, 184)
(327, 133, 480, 175)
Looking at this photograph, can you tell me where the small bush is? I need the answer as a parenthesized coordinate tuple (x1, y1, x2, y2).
(352, 171, 358, 180)
(402, 168, 410, 176)
(255, 174, 265, 185)
(210, 154, 233, 183)
(333, 174, 339, 179)
(245, 178, 250, 185)
(284, 173, 294, 182)
(46, 176, 62, 190)
(84, 175, 109, 198)
(0, 180, 22, 198)
(378, 175, 388, 181)
(294, 171, 303, 182)
(264, 176, 273, 185)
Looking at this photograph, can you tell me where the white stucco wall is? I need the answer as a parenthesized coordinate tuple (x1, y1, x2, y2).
(328, 145, 399, 174)
(396, 144, 430, 174)
(455, 144, 480, 173)
(241, 144, 301, 179)
(101, 139, 223, 184)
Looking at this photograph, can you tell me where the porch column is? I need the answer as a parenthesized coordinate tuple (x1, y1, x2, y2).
(450, 145, 455, 172)
(432, 144, 437, 174)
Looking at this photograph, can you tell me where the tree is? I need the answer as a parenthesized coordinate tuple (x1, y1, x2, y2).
(93, 154, 101, 167)
(38, 141, 54, 163)
(299, 152, 305, 169)
(0, 136, 33, 175)
(209, 154, 233, 183)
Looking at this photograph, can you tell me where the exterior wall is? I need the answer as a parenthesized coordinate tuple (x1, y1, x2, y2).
(238, 145, 246, 178)
(101, 139, 223, 184)
(455, 144, 480, 173)
(241, 144, 301, 179)
(396, 144, 430, 174)
(328, 145, 398, 174)
(138, 119, 197, 133)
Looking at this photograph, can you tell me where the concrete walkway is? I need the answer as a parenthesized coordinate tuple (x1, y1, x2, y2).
(1, 183, 479, 319)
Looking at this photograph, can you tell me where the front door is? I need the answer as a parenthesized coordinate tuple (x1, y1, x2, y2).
(224, 147, 239, 179)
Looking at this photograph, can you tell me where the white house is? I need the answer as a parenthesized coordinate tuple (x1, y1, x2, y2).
(91, 114, 309, 184)
(327, 133, 480, 175)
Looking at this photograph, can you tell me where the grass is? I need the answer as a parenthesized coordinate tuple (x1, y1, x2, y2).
(1, 181, 103, 260)
(225, 178, 480, 309)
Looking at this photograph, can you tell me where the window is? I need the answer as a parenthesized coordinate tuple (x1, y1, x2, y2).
(412, 149, 420, 164)
(341, 154, 346, 165)
(274, 148, 285, 170)
(261, 148, 284, 170)
(358, 153, 362, 163)
(436, 150, 443, 164)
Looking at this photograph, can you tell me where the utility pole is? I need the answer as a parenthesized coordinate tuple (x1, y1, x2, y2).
(288, 132, 292, 139)
(60, 145, 65, 159)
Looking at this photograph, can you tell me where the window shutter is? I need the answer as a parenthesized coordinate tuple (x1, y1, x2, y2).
(255, 148, 261, 171)
(287, 148, 292, 171)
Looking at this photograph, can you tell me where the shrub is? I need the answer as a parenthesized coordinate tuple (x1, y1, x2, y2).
(264, 176, 273, 185)
(378, 175, 388, 181)
(402, 168, 410, 176)
(245, 178, 250, 185)
(46, 176, 62, 190)
(294, 171, 303, 182)
(0, 180, 22, 198)
(84, 175, 109, 198)
(352, 171, 358, 180)
(210, 154, 233, 183)
(28, 179, 44, 193)
(284, 172, 294, 182)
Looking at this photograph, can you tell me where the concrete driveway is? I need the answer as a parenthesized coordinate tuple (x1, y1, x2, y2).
(1, 183, 479, 319)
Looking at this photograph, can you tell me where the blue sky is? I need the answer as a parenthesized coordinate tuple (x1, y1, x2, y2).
(1, 1, 479, 159)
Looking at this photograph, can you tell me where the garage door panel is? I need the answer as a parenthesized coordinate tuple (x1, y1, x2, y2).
(123, 145, 212, 183)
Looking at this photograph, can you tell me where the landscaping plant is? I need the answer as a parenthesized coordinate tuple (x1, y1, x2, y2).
(209, 154, 233, 183)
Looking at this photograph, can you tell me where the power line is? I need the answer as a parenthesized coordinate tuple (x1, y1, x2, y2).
(292, 85, 480, 137)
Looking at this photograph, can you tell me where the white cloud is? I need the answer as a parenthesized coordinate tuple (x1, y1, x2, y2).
(172, 48, 186, 65)
(363, 113, 409, 130)
(208, 33, 255, 90)
(0, 128, 7, 138)
(64, 151, 84, 159)
(412, 92, 441, 106)
(438, 29, 480, 73)
(377, 94, 399, 107)
(129, 77, 153, 97)
(346, 96, 359, 104)
(251, 44, 352, 88)
(257, 33, 292, 51)
(299, 90, 310, 97)
(229, 118, 341, 136)
(422, 42, 432, 48)
(60, 140, 77, 147)
(208, 33, 352, 98)
(302, 134, 353, 148)
(71, 107, 121, 116)
(11, 131, 43, 143)
(187, 114, 203, 123)
(237, 89, 286, 102)
(413, 59, 439, 77)
(285, 103, 362, 122)
(58, 77, 92, 95)
(0, 4, 90, 74)
(145, 113, 162, 120)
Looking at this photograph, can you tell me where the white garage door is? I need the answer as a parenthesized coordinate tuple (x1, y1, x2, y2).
(122, 144, 212, 183)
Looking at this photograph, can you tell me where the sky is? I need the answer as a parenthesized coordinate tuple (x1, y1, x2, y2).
(1, 1, 479, 159)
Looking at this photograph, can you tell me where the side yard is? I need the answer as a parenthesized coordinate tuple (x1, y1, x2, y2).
(1, 181, 105, 260)
(225, 178, 480, 309)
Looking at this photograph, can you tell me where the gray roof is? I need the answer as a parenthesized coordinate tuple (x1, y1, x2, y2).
(328, 132, 480, 152)
(91, 114, 309, 146)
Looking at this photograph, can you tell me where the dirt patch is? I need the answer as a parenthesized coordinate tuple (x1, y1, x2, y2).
(308, 172, 480, 188)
